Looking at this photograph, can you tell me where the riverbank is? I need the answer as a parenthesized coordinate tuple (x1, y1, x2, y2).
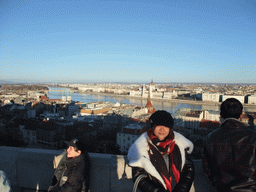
(48, 86, 256, 108)
(47, 87, 256, 112)
(74, 91, 256, 108)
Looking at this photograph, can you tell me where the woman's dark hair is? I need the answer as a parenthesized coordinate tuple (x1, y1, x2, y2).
(220, 98, 243, 119)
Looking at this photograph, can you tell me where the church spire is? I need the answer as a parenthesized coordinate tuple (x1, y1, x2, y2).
(145, 89, 156, 114)
(147, 88, 151, 101)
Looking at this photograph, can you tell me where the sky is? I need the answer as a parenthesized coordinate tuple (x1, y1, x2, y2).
(0, 0, 256, 84)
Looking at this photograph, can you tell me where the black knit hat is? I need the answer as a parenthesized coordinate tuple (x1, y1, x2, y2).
(149, 110, 174, 129)
(65, 138, 86, 153)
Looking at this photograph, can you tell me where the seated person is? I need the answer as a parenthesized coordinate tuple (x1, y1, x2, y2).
(48, 139, 90, 192)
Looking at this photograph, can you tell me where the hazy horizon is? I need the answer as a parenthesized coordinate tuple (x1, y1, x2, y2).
(1, 79, 255, 86)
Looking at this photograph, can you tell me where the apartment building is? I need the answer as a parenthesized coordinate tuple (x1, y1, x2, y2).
(184, 110, 204, 133)
(36, 121, 58, 146)
(248, 95, 256, 104)
(116, 123, 146, 154)
(204, 110, 220, 122)
(22, 124, 37, 144)
(221, 95, 245, 103)
(174, 108, 213, 134)
(202, 92, 220, 102)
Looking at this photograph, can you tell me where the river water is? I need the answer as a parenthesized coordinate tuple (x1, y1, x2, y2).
(48, 87, 218, 114)
(47, 87, 255, 113)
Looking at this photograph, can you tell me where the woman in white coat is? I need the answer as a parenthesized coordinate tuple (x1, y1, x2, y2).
(128, 110, 195, 192)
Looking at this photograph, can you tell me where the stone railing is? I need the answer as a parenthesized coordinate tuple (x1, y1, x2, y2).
(0, 146, 215, 192)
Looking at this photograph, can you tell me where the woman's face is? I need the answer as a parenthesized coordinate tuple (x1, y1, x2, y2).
(153, 125, 170, 141)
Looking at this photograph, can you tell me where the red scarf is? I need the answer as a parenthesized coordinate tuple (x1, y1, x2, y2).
(148, 132, 180, 192)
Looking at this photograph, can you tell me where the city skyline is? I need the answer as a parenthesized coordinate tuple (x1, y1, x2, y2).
(1, 0, 256, 84)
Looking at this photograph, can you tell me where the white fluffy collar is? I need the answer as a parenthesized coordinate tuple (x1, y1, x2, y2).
(128, 131, 194, 189)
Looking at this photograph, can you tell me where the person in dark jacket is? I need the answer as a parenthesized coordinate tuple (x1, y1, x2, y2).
(202, 98, 256, 192)
(128, 110, 195, 192)
(48, 139, 90, 192)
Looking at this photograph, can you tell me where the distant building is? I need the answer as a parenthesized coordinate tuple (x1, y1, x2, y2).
(11, 107, 27, 119)
(40, 111, 59, 120)
(248, 95, 256, 104)
(36, 121, 58, 147)
(114, 88, 128, 95)
(174, 108, 210, 135)
(22, 121, 37, 144)
(149, 79, 156, 94)
(26, 108, 36, 119)
(202, 92, 220, 102)
(204, 110, 220, 122)
(66, 103, 79, 117)
(221, 95, 244, 104)
(184, 110, 205, 134)
(163, 90, 177, 99)
(77, 122, 97, 141)
(129, 80, 181, 100)
(194, 88, 203, 94)
(62, 92, 66, 102)
(103, 114, 123, 129)
(129, 89, 143, 97)
(79, 108, 111, 116)
(39, 95, 48, 101)
(27, 91, 36, 99)
(145, 91, 156, 114)
(116, 123, 147, 154)
(55, 119, 74, 127)
(198, 119, 220, 135)
(67, 92, 71, 102)
(141, 84, 147, 98)
(195, 93, 202, 100)
(2, 99, 12, 105)
(36, 90, 45, 101)
(145, 100, 156, 114)
(131, 107, 148, 117)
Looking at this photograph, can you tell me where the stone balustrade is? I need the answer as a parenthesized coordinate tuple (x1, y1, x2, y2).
(0, 146, 215, 192)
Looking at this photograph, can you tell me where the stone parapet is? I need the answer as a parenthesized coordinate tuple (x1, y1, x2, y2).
(0, 146, 215, 192)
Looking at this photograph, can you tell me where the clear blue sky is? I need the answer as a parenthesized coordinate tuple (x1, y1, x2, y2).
(0, 0, 255, 84)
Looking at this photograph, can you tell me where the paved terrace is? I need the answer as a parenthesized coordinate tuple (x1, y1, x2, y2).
(0, 146, 216, 192)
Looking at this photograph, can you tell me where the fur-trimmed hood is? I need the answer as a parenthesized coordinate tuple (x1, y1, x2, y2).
(128, 131, 193, 189)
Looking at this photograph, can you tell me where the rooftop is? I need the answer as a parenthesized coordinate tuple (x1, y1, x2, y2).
(186, 110, 203, 118)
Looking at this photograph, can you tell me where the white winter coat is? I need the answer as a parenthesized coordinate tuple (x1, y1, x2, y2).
(128, 131, 194, 191)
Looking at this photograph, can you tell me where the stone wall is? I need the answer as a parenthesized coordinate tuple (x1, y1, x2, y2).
(0, 146, 215, 192)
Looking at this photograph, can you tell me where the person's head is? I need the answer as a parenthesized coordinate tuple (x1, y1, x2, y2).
(220, 98, 243, 120)
(148, 110, 174, 141)
(65, 138, 86, 158)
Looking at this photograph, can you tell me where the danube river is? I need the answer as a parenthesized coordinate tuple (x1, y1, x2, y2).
(47, 87, 220, 114)
(47, 87, 255, 113)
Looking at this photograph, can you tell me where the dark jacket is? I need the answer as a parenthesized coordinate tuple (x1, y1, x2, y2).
(202, 118, 256, 192)
(48, 152, 90, 192)
(128, 132, 195, 192)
